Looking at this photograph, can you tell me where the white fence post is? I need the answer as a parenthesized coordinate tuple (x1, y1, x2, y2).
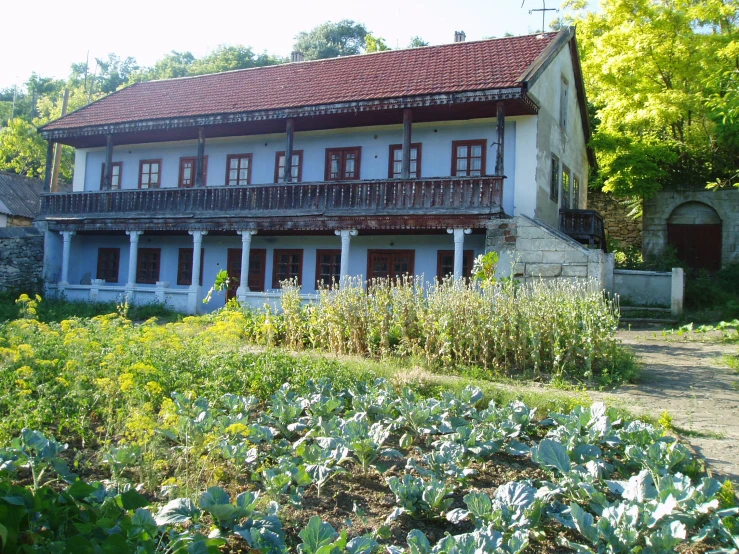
(671, 267, 684, 317)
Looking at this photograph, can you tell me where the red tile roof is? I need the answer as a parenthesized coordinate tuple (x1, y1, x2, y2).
(43, 32, 559, 131)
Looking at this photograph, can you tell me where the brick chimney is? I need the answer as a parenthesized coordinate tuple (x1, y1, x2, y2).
(291, 51, 305, 63)
(454, 31, 466, 43)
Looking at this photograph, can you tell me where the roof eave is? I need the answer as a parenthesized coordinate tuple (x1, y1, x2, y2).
(39, 87, 533, 141)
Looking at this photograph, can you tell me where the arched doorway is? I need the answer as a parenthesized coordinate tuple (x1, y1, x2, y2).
(667, 202, 722, 271)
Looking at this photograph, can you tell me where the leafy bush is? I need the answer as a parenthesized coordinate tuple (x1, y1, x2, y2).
(0, 383, 736, 553)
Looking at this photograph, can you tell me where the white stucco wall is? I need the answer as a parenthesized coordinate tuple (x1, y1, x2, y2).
(0, 214, 8, 227)
(76, 118, 523, 217)
(72, 149, 88, 192)
(527, 43, 590, 227)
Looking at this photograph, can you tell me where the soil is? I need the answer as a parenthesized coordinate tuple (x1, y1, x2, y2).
(592, 329, 739, 483)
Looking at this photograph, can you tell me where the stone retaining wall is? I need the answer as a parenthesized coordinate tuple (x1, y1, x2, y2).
(643, 189, 739, 267)
(486, 215, 605, 286)
(587, 189, 642, 248)
(0, 227, 44, 292)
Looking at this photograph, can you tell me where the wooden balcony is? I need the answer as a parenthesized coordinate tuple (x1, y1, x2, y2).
(40, 177, 504, 232)
(559, 209, 607, 252)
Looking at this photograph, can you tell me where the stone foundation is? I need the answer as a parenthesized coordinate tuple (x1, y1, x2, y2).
(486, 215, 605, 286)
(587, 189, 642, 248)
(0, 227, 44, 292)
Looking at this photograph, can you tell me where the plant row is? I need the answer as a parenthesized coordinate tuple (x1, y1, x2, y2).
(1, 379, 736, 553)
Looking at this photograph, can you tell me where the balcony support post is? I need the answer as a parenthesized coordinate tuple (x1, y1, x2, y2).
(336, 229, 358, 286)
(447, 228, 471, 280)
(59, 231, 75, 288)
(125, 230, 143, 300)
(43, 141, 54, 193)
(187, 230, 207, 314)
(104, 134, 114, 190)
(283, 118, 295, 183)
(237, 229, 257, 302)
(401, 108, 412, 179)
(195, 127, 205, 187)
(495, 102, 505, 176)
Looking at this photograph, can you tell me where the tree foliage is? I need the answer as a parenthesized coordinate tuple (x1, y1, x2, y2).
(568, 0, 739, 198)
(0, 42, 287, 181)
(365, 34, 390, 53)
(407, 36, 429, 48)
(293, 20, 369, 59)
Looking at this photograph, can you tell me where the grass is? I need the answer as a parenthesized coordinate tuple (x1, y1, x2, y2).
(0, 291, 180, 323)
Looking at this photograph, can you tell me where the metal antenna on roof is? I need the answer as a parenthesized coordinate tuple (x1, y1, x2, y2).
(522, 0, 559, 34)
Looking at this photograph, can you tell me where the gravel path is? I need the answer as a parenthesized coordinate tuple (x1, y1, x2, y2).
(594, 330, 739, 483)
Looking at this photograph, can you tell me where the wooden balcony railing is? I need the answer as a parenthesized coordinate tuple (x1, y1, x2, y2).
(559, 209, 607, 252)
(41, 177, 503, 219)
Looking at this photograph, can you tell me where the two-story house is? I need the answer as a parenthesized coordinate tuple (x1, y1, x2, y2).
(36, 27, 602, 313)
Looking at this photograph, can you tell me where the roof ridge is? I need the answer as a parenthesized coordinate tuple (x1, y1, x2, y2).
(121, 31, 561, 85)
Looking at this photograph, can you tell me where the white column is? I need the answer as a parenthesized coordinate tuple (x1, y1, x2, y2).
(125, 230, 143, 294)
(335, 229, 358, 286)
(237, 229, 257, 302)
(447, 228, 471, 280)
(59, 231, 75, 287)
(187, 230, 208, 314)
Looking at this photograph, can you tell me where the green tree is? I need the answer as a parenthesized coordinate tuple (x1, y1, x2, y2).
(0, 118, 48, 178)
(567, 0, 739, 199)
(365, 33, 390, 53)
(407, 36, 429, 48)
(94, 54, 139, 93)
(189, 45, 285, 75)
(132, 51, 196, 81)
(294, 20, 369, 59)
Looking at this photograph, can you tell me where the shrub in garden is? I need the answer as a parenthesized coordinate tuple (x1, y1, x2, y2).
(273, 276, 627, 384)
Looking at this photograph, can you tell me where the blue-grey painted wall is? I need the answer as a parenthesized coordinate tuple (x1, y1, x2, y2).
(63, 233, 486, 312)
(79, 119, 517, 216)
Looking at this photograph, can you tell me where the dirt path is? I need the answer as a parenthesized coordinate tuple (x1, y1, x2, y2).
(593, 330, 739, 483)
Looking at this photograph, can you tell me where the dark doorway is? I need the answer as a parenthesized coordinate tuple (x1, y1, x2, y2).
(667, 224, 722, 271)
(667, 202, 722, 271)
(226, 248, 267, 300)
(367, 250, 415, 280)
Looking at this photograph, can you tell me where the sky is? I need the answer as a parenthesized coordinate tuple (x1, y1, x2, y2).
(0, 0, 589, 91)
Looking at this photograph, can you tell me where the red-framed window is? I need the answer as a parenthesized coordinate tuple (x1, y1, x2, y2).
(388, 143, 422, 178)
(136, 248, 161, 284)
(96, 248, 120, 282)
(100, 162, 122, 190)
(138, 159, 162, 189)
(274, 150, 303, 182)
(178, 156, 208, 188)
(367, 250, 415, 280)
(316, 249, 341, 287)
(437, 250, 474, 281)
(325, 147, 361, 181)
(177, 248, 204, 286)
(225, 154, 252, 186)
(451, 140, 486, 177)
(272, 249, 303, 288)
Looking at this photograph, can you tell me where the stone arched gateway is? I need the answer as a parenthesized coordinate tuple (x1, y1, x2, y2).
(667, 201, 722, 271)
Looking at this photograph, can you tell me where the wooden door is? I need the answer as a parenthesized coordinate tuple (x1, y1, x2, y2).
(367, 250, 415, 280)
(667, 224, 722, 271)
(226, 249, 241, 300)
(226, 248, 267, 301)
